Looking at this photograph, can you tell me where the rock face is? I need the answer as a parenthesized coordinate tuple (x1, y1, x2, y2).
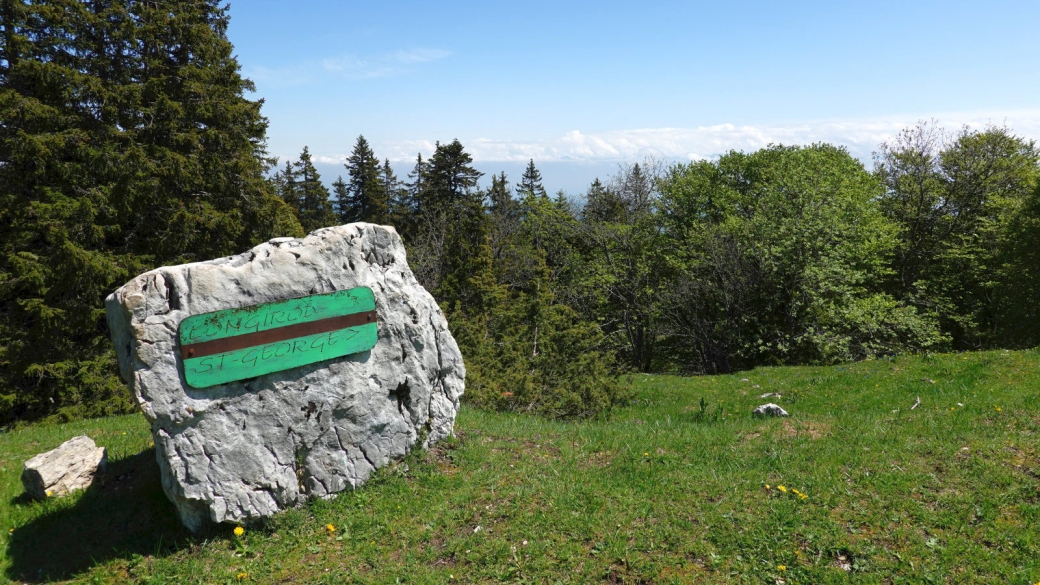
(105, 224, 465, 531)
(752, 403, 789, 418)
(22, 435, 107, 499)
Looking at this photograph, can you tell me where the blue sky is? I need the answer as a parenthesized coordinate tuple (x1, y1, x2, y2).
(226, 0, 1040, 194)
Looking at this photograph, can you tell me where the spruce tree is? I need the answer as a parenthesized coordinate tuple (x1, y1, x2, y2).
(292, 146, 336, 233)
(517, 159, 547, 199)
(275, 159, 300, 211)
(421, 139, 483, 214)
(332, 175, 350, 221)
(0, 0, 301, 423)
(383, 158, 410, 228)
(343, 135, 387, 224)
(406, 153, 426, 200)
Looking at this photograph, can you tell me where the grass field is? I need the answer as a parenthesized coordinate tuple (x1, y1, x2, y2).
(0, 349, 1038, 584)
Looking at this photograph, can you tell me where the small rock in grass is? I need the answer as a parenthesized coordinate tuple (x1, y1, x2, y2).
(752, 403, 789, 418)
(21, 436, 107, 499)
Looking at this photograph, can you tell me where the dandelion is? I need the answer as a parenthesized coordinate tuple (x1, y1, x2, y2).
(777, 485, 787, 493)
(777, 564, 787, 571)
(326, 523, 336, 533)
(643, 452, 649, 457)
(7, 528, 12, 533)
(765, 484, 771, 490)
(234, 526, 244, 537)
(799, 493, 808, 500)
(995, 406, 1002, 412)
(236, 572, 247, 581)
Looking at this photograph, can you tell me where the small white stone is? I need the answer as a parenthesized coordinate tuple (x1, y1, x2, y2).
(21, 436, 107, 499)
(752, 403, 789, 417)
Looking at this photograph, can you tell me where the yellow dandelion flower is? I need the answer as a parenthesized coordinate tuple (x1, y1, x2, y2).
(799, 493, 808, 500)
(765, 484, 771, 490)
(237, 572, 247, 581)
(792, 488, 801, 495)
(777, 485, 787, 493)
(777, 564, 787, 571)
(233, 526, 244, 537)
(995, 406, 1002, 412)
(643, 452, 649, 456)
(326, 523, 336, 533)
(7, 528, 13, 533)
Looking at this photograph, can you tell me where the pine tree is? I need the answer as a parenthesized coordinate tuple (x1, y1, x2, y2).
(0, 0, 301, 423)
(421, 139, 484, 214)
(582, 178, 625, 223)
(343, 135, 387, 224)
(275, 159, 300, 210)
(383, 158, 410, 228)
(516, 159, 548, 199)
(292, 146, 336, 233)
(331, 175, 350, 221)
(406, 153, 426, 200)
(488, 172, 514, 215)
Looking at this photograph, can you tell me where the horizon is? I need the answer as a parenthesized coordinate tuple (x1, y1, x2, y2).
(226, 1, 1040, 195)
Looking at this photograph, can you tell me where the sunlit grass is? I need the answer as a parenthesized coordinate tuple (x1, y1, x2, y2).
(1, 349, 1038, 583)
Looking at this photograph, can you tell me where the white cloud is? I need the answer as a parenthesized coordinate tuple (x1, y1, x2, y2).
(313, 155, 347, 165)
(364, 110, 1040, 164)
(246, 47, 451, 86)
(322, 47, 451, 79)
(390, 48, 452, 64)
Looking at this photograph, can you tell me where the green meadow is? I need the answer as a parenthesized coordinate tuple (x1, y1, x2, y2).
(1, 349, 1038, 584)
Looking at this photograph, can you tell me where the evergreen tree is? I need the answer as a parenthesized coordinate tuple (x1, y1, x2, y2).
(331, 175, 349, 221)
(292, 146, 336, 233)
(517, 159, 547, 199)
(488, 172, 514, 216)
(274, 159, 300, 210)
(383, 158, 410, 228)
(0, 0, 301, 423)
(582, 178, 625, 223)
(406, 153, 426, 201)
(421, 139, 483, 214)
(343, 135, 386, 224)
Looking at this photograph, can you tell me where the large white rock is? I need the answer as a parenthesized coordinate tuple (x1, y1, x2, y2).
(21, 435, 107, 499)
(105, 224, 465, 531)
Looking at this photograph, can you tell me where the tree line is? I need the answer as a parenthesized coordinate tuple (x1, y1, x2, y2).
(2, 1, 1038, 424)
(278, 123, 1040, 417)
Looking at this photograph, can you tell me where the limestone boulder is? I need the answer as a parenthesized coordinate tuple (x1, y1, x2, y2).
(105, 223, 465, 531)
(752, 403, 789, 417)
(22, 435, 107, 499)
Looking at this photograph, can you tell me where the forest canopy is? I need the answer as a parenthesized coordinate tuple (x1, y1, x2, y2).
(1, 1, 1038, 424)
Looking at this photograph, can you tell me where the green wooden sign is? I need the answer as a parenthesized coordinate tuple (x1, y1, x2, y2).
(177, 287, 378, 388)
